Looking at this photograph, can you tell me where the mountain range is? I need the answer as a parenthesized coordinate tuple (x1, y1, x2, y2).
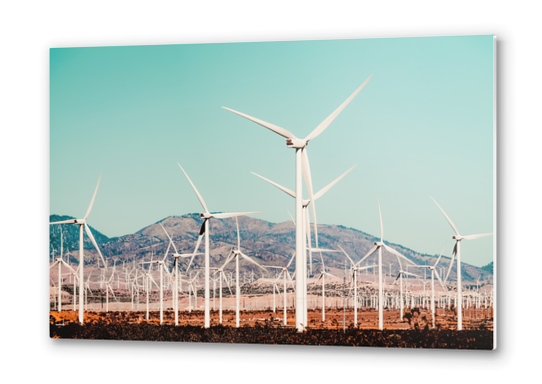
(49, 213, 493, 282)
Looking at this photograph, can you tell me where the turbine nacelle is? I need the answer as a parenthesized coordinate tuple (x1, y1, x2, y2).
(200, 212, 212, 219)
(452, 235, 463, 241)
(286, 138, 307, 149)
(374, 241, 384, 246)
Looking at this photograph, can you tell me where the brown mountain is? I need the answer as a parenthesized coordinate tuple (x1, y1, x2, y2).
(51, 213, 492, 283)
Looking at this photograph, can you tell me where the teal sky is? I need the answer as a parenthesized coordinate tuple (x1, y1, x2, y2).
(50, 35, 494, 267)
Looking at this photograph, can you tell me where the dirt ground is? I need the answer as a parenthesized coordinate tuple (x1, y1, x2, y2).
(50, 304, 493, 331)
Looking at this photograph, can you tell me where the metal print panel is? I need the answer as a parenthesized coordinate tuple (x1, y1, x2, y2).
(49, 35, 495, 349)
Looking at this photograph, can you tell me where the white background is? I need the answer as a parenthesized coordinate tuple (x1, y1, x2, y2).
(1, 1, 540, 382)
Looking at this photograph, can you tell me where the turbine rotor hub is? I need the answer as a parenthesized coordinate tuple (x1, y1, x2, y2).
(286, 138, 307, 148)
(200, 212, 212, 219)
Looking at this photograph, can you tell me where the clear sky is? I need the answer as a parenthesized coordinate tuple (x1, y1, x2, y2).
(50, 35, 494, 267)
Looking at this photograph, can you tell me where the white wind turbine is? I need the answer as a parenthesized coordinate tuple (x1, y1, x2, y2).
(353, 200, 416, 330)
(104, 261, 119, 312)
(49, 175, 107, 324)
(142, 260, 159, 321)
(223, 76, 372, 331)
(251, 167, 352, 327)
(338, 245, 376, 326)
(417, 246, 447, 328)
(177, 163, 261, 328)
(224, 217, 267, 327)
(266, 252, 296, 326)
(430, 197, 493, 330)
(160, 223, 203, 326)
(310, 260, 339, 323)
(185, 270, 201, 312)
(252, 164, 356, 274)
(394, 268, 421, 321)
(141, 241, 171, 324)
(212, 249, 235, 324)
(50, 227, 76, 312)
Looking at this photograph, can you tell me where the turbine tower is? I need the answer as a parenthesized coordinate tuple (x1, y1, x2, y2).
(223, 76, 372, 331)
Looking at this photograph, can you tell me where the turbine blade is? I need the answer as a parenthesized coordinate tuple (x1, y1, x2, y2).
(162, 240, 171, 263)
(84, 224, 107, 269)
(211, 211, 262, 219)
(60, 227, 63, 258)
(434, 243, 447, 267)
(338, 245, 355, 267)
(310, 248, 340, 253)
(287, 209, 296, 226)
(312, 273, 323, 288)
(252, 172, 296, 198)
(186, 221, 206, 271)
(462, 233, 493, 240)
(305, 207, 313, 274)
(304, 76, 372, 142)
(222, 107, 296, 139)
(61, 260, 77, 274)
(377, 199, 383, 242)
(435, 269, 447, 292)
(49, 219, 77, 225)
(302, 148, 318, 247)
(240, 252, 267, 271)
(313, 164, 356, 201)
(444, 243, 457, 282)
(178, 163, 209, 213)
(430, 197, 460, 236)
(286, 251, 296, 269)
(160, 223, 178, 254)
(84, 174, 102, 220)
(236, 216, 240, 250)
(355, 244, 378, 266)
(220, 250, 235, 270)
(323, 271, 338, 279)
(383, 244, 415, 265)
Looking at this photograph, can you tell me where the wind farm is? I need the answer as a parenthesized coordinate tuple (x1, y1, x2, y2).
(50, 36, 495, 349)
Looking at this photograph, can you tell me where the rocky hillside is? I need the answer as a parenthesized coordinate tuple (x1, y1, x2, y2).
(49, 213, 492, 282)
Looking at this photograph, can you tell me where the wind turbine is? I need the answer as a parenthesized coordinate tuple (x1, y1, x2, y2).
(49, 227, 76, 312)
(252, 164, 356, 273)
(251, 169, 349, 326)
(418, 247, 447, 328)
(212, 249, 234, 324)
(224, 76, 372, 331)
(310, 261, 339, 323)
(49, 175, 107, 324)
(339, 245, 375, 326)
(141, 241, 171, 324)
(160, 223, 202, 326)
(266, 252, 296, 326)
(142, 259, 159, 321)
(104, 261, 119, 312)
(353, 200, 416, 330)
(177, 163, 261, 328)
(223, 217, 267, 327)
(394, 268, 421, 321)
(430, 197, 493, 330)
